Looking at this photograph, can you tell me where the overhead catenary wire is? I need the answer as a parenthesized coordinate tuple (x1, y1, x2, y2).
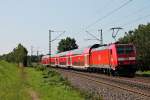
(83, 0, 133, 43)
(121, 13, 150, 27)
(51, 31, 65, 42)
(85, 0, 133, 30)
(100, 13, 150, 42)
(85, 31, 100, 41)
(73, 0, 133, 40)
(102, 7, 150, 32)
(101, 3, 150, 29)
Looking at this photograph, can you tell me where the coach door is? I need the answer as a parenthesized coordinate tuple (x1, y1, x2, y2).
(84, 54, 89, 67)
(66, 57, 68, 66)
(67, 56, 71, 66)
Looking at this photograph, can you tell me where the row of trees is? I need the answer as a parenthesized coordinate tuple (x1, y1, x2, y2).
(0, 37, 78, 65)
(119, 23, 150, 70)
(0, 44, 28, 67)
(0, 37, 78, 67)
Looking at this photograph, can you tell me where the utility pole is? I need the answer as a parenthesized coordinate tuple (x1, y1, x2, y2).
(30, 46, 33, 64)
(98, 29, 103, 45)
(48, 29, 65, 66)
(49, 30, 51, 56)
(49, 30, 53, 66)
(37, 50, 39, 63)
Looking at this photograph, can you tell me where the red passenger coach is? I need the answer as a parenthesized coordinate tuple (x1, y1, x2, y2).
(41, 55, 50, 66)
(50, 54, 56, 66)
(41, 43, 137, 76)
(71, 47, 90, 69)
(56, 51, 72, 67)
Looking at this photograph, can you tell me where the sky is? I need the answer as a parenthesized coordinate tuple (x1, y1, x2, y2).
(0, 0, 150, 55)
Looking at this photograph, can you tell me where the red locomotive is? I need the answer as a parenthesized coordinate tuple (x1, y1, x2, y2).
(41, 43, 136, 76)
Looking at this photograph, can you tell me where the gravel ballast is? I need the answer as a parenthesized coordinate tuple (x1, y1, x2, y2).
(55, 68, 150, 100)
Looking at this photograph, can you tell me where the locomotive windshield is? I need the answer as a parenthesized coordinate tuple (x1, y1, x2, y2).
(117, 45, 134, 54)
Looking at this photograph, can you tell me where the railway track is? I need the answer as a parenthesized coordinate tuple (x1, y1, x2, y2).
(55, 68, 150, 98)
(78, 71, 150, 92)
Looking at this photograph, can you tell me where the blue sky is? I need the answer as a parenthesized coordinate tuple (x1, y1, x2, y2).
(0, 0, 150, 55)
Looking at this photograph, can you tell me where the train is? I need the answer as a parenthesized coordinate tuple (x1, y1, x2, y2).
(41, 43, 137, 77)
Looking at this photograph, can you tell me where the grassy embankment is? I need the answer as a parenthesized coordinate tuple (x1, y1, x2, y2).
(26, 66, 84, 100)
(0, 61, 85, 100)
(0, 61, 30, 100)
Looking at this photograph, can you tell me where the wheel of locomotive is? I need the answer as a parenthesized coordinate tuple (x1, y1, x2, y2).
(128, 72, 135, 77)
(108, 68, 111, 76)
(67, 66, 71, 69)
(126, 70, 135, 77)
(103, 69, 107, 74)
(102, 68, 105, 74)
(107, 68, 111, 75)
(106, 68, 109, 75)
(99, 68, 103, 73)
(111, 70, 119, 76)
(87, 67, 92, 73)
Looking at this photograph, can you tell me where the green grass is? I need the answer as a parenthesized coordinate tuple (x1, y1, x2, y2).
(0, 61, 100, 100)
(142, 71, 150, 74)
(136, 70, 150, 77)
(0, 61, 30, 100)
(26, 67, 84, 100)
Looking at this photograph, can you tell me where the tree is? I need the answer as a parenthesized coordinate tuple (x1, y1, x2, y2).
(57, 37, 78, 53)
(14, 44, 28, 66)
(118, 23, 150, 70)
(0, 43, 28, 67)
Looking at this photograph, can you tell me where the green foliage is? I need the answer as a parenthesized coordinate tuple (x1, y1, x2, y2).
(0, 44, 28, 66)
(136, 70, 150, 77)
(119, 23, 150, 70)
(58, 37, 78, 53)
(0, 61, 30, 100)
(0, 61, 101, 100)
(15, 44, 27, 62)
(26, 67, 84, 100)
(33, 64, 47, 71)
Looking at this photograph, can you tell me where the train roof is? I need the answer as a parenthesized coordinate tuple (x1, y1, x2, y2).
(43, 43, 134, 58)
(56, 51, 71, 57)
(92, 45, 109, 51)
(42, 55, 49, 58)
(53, 44, 106, 57)
(70, 48, 85, 55)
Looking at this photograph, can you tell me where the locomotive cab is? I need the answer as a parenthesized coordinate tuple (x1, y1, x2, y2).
(115, 44, 136, 76)
(116, 44, 136, 65)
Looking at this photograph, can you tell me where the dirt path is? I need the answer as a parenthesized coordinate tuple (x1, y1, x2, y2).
(28, 89, 40, 100)
(19, 66, 40, 100)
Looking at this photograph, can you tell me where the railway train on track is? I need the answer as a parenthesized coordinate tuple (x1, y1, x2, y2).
(41, 43, 137, 77)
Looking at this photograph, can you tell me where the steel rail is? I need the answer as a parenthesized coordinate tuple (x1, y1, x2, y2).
(56, 68, 150, 98)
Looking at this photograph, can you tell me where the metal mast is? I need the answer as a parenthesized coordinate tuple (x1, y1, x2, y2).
(98, 29, 103, 45)
(110, 27, 123, 41)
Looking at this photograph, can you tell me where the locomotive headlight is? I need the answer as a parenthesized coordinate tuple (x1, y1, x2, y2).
(118, 58, 127, 61)
(118, 57, 135, 61)
(129, 57, 135, 60)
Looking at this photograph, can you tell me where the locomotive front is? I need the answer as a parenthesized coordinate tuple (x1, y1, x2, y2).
(115, 44, 137, 76)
